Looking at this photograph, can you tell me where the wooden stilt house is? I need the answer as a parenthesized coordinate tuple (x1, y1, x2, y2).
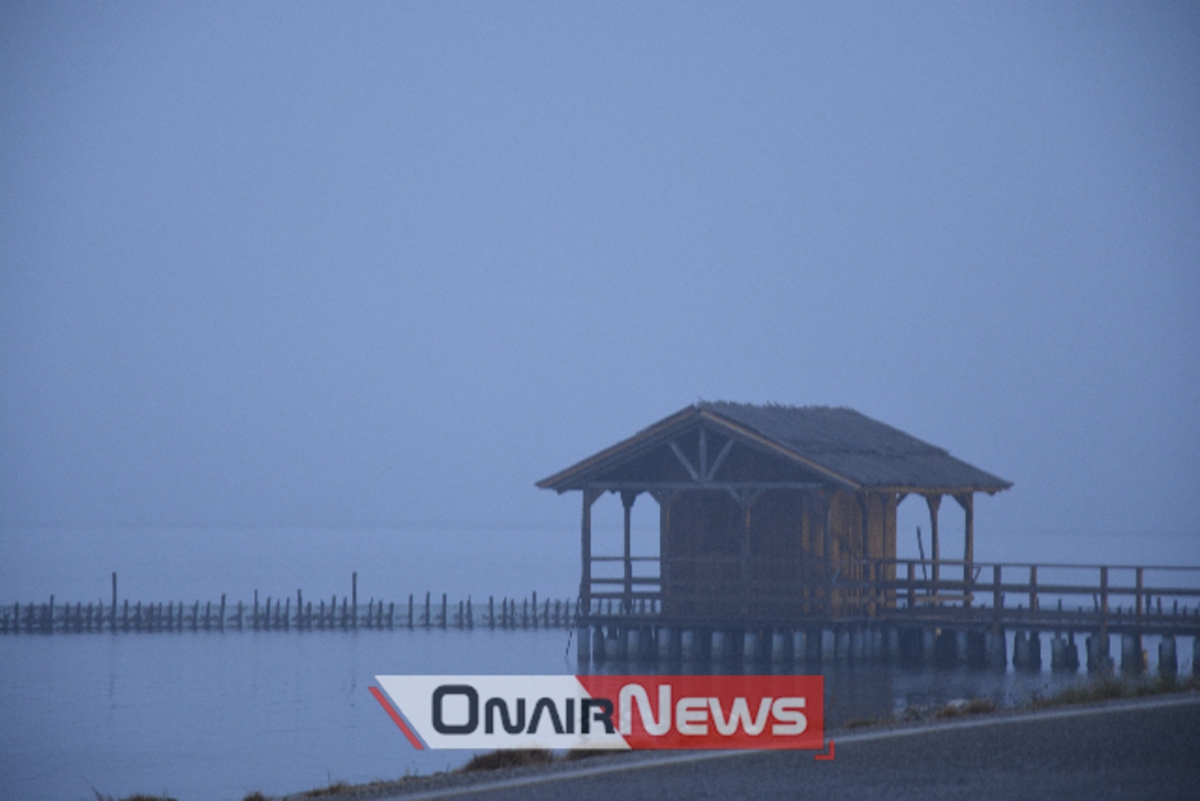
(538, 402, 1012, 624)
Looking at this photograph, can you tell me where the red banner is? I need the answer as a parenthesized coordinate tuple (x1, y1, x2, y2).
(575, 675, 824, 750)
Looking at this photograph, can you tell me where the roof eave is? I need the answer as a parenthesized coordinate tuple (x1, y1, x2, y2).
(871, 482, 1014, 495)
(535, 405, 701, 491)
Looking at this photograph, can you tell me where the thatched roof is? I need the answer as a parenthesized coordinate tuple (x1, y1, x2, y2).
(537, 402, 1012, 495)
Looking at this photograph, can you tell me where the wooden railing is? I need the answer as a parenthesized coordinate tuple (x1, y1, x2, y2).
(582, 554, 1200, 630)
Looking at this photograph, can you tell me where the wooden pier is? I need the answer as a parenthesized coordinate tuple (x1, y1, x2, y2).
(0, 572, 581, 635)
(574, 554, 1200, 673)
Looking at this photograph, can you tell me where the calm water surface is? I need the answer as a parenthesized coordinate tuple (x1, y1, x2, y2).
(3, 626, 1192, 801)
(2, 526, 1196, 801)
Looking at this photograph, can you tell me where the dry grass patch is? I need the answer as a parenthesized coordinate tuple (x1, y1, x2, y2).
(561, 748, 615, 761)
(461, 748, 556, 773)
(935, 698, 997, 719)
(1030, 672, 1199, 710)
(303, 781, 354, 797)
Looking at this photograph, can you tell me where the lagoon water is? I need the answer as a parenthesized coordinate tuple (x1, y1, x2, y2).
(2, 526, 1197, 801)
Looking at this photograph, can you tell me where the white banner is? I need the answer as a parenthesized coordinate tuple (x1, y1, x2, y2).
(374, 675, 631, 750)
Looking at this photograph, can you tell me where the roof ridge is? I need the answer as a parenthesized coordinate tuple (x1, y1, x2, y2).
(539, 402, 1011, 492)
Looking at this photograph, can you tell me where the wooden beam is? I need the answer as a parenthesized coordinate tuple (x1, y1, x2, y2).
(707, 436, 734, 480)
(585, 481, 826, 492)
(668, 441, 700, 481)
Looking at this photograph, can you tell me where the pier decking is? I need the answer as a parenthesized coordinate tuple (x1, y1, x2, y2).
(575, 553, 1200, 672)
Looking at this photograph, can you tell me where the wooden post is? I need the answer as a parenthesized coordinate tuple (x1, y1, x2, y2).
(858, 493, 871, 615)
(1136, 567, 1144, 617)
(424, 592, 431, 628)
(925, 495, 942, 586)
(532, 591, 539, 629)
(1029, 566, 1038, 612)
(993, 565, 1003, 614)
(740, 491, 752, 615)
(1099, 566, 1109, 640)
(352, 573, 357, 629)
(219, 594, 226, 631)
(581, 488, 599, 617)
(408, 594, 414, 628)
(820, 493, 833, 615)
(955, 493, 974, 607)
(111, 573, 118, 632)
(622, 490, 636, 613)
(488, 596, 494, 629)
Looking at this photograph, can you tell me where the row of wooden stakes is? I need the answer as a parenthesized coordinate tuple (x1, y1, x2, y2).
(0, 591, 588, 634)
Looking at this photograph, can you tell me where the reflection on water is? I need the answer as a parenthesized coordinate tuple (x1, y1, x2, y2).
(1, 628, 1192, 801)
(578, 629, 1185, 725)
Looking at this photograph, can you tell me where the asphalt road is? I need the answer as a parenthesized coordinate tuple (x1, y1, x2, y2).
(370, 696, 1200, 801)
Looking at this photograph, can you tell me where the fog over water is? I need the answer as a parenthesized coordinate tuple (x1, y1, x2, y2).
(2, 2, 1197, 551)
(2, 4, 1198, 800)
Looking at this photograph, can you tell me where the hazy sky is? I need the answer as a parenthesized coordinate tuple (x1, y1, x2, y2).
(3, 2, 1197, 545)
